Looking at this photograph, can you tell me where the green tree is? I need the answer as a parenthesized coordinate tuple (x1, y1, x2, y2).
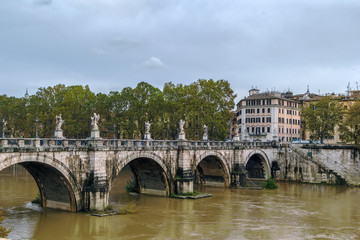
(58, 85, 96, 138)
(171, 79, 236, 140)
(302, 97, 343, 143)
(339, 101, 360, 147)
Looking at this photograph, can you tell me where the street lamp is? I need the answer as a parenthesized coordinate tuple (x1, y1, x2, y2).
(355, 124, 358, 146)
(35, 117, 38, 138)
(113, 123, 116, 140)
(2, 118, 5, 138)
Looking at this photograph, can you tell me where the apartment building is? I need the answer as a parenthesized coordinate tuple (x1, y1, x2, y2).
(234, 88, 301, 142)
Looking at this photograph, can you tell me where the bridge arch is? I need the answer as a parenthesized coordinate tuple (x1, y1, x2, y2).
(113, 152, 170, 196)
(244, 150, 271, 179)
(0, 154, 81, 212)
(193, 151, 231, 187)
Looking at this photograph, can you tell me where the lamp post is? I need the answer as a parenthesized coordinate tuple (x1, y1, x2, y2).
(2, 118, 5, 138)
(355, 124, 358, 146)
(113, 123, 116, 140)
(35, 117, 38, 138)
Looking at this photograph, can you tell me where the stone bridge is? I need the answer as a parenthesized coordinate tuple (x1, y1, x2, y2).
(0, 138, 359, 212)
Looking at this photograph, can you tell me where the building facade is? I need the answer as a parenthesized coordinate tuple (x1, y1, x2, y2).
(295, 90, 360, 144)
(234, 89, 301, 143)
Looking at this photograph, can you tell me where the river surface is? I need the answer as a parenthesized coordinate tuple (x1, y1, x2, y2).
(1, 165, 360, 240)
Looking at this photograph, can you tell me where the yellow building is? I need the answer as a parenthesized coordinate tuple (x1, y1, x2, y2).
(294, 89, 359, 144)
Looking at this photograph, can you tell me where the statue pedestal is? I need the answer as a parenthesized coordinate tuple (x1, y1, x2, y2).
(178, 133, 186, 140)
(202, 134, 208, 141)
(54, 130, 64, 139)
(233, 135, 240, 141)
(91, 130, 100, 138)
(144, 133, 151, 140)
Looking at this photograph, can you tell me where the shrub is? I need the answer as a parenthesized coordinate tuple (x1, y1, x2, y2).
(125, 180, 137, 192)
(263, 177, 279, 189)
(0, 210, 11, 238)
(32, 192, 42, 205)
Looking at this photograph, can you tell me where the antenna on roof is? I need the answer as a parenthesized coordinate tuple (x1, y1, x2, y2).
(307, 85, 310, 93)
(347, 82, 351, 96)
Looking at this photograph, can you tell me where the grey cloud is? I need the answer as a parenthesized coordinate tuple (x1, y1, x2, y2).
(34, 0, 52, 6)
(0, 0, 359, 99)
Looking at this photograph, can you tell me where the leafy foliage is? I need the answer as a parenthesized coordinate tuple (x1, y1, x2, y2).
(0, 80, 235, 140)
(262, 177, 279, 189)
(339, 101, 360, 147)
(0, 210, 11, 238)
(301, 97, 343, 143)
(31, 192, 42, 205)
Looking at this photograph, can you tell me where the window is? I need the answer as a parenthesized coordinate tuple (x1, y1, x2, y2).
(267, 127, 270, 133)
(267, 99, 271, 105)
(267, 108, 270, 113)
(262, 117, 265, 123)
(266, 117, 271, 123)
(262, 127, 265, 133)
(278, 117, 281, 123)
(257, 108, 260, 114)
(251, 127, 254, 132)
(262, 108, 265, 113)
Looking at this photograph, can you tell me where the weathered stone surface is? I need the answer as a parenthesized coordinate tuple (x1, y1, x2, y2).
(0, 139, 359, 212)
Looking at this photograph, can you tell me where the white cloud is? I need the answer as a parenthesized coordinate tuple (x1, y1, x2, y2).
(144, 57, 165, 68)
(91, 48, 107, 56)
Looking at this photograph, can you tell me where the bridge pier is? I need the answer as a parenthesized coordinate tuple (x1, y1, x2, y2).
(85, 151, 110, 211)
(176, 141, 194, 194)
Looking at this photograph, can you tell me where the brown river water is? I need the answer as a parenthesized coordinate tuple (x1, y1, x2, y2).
(1, 165, 360, 240)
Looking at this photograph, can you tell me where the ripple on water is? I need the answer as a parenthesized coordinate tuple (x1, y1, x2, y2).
(5, 202, 41, 240)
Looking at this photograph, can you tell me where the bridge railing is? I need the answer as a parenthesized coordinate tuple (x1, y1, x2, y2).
(0, 138, 275, 150)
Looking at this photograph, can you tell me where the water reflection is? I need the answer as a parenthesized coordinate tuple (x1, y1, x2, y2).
(1, 166, 360, 240)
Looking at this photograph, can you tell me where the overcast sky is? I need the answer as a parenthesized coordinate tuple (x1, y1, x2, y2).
(1, 0, 360, 101)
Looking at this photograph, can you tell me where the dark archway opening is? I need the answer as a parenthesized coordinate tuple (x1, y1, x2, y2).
(0, 163, 76, 212)
(194, 156, 228, 187)
(246, 154, 266, 179)
(110, 158, 169, 205)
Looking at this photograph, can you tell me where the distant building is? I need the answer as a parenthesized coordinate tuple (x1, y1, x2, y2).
(297, 89, 360, 144)
(234, 88, 301, 142)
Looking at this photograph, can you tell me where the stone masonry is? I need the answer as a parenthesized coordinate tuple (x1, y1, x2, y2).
(0, 138, 359, 212)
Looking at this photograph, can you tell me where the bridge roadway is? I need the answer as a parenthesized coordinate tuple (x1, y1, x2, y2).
(0, 138, 359, 212)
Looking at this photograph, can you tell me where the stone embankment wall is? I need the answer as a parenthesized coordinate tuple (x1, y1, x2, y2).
(276, 144, 360, 186)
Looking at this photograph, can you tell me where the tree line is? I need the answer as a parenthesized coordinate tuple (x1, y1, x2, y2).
(0, 79, 236, 140)
(301, 97, 360, 147)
